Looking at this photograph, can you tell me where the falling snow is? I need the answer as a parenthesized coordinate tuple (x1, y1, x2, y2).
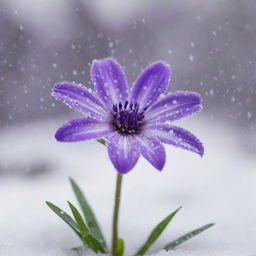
(72, 70, 78, 76)
(189, 55, 194, 62)
(0, 0, 256, 255)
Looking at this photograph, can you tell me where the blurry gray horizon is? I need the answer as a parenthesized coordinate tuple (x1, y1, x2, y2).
(0, 0, 255, 152)
(1, 2, 256, 256)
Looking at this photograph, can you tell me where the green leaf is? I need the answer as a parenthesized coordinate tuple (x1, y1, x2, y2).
(115, 238, 125, 256)
(45, 201, 82, 239)
(67, 201, 89, 235)
(164, 223, 215, 251)
(83, 234, 106, 253)
(134, 207, 182, 256)
(67, 201, 106, 253)
(97, 138, 106, 145)
(69, 178, 107, 250)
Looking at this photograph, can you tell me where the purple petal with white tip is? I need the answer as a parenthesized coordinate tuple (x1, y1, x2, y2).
(52, 82, 108, 120)
(107, 133, 140, 174)
(130, 61, 171, 110)
(134, 134, 166, 171)
(145, 91, 202, 123)
(145, 124, 204, 156)
(55, 118, 113, 142)
(91, 58, 128, 110)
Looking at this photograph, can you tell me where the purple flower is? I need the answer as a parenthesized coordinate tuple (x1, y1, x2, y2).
(52, 58, 204, 174)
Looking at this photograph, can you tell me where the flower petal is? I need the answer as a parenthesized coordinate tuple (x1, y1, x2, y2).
(90, 58, 128, 110)
(130, 61, 171, 110)
(55, 118, 113, 142)
(145, 124, 204, 156)
(52, 82, 108, 120)
(107, 133, 140, 174)
(134, 134, 166, 171)
(145, 91, 202, 123)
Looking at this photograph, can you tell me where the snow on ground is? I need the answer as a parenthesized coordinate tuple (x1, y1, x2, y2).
(0, 117, 255, 256)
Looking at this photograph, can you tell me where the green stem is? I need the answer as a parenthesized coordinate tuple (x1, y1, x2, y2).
(112, 173, 123, 256)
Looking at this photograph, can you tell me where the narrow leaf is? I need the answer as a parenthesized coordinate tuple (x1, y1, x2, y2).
(83, 234, 106, 253)
(164, 223, 215, 251)
(69, 178, 107, 250)
(134, 207, 181, 256)
(67, 201, 106, 253)
(97, 138, 106, 145)
(115, 238, 125, 256)
(46, 201, 82, 239)
(67, 201, 89, 235)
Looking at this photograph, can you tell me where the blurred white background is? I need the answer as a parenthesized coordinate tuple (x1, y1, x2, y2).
(0, 1, 255, 255)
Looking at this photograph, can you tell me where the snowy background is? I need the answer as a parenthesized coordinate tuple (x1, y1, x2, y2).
(0, 0, 256, 255)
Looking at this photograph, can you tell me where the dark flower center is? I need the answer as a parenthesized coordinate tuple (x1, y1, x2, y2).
(112, 101, 146, 135)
